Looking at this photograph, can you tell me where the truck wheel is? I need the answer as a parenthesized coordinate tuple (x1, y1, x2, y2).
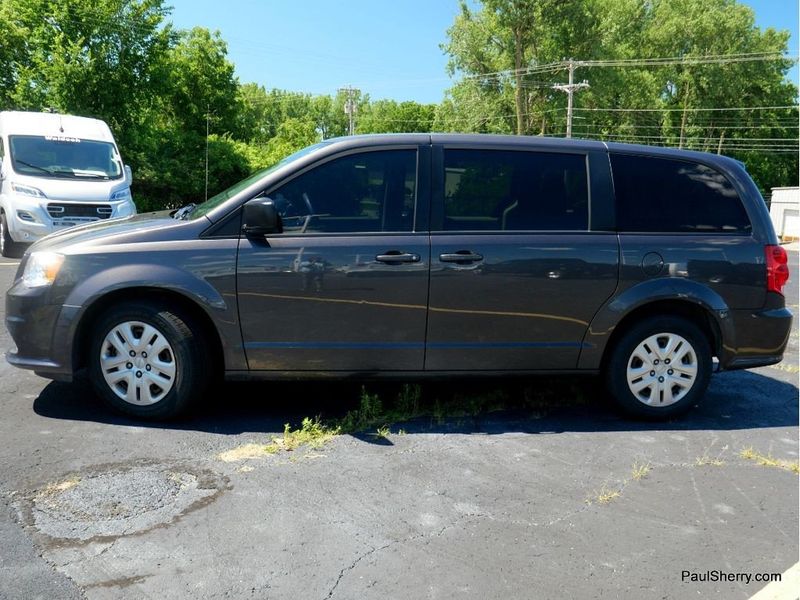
(88, 301, 210, 420)
(0, 212, 23, 258)
(605, 316, 712, 419)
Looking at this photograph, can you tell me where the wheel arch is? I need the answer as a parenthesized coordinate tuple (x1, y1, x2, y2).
(579, 278, 732, 370)
(73, 286, 226, 377)
(597, 299, 722, 372)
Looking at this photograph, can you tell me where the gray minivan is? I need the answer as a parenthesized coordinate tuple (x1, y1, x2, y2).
(5, 134, 792, 419)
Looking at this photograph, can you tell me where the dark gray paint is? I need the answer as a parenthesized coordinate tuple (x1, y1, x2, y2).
(4, 133, 793, 383)
(426, 232, 619, 370)
(237, 233, 430, 370)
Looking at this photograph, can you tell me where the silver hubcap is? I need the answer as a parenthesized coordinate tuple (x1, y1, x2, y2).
(626, 332, 697, 407)
(100, 321, 177, 405)
(0, 218, 5, 253)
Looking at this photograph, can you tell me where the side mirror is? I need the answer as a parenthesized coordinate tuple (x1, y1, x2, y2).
(243, 198, 282, 236)
(124, 164, 133, 183)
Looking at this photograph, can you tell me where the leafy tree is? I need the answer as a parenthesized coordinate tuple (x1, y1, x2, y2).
(2, 0, 173, 148)
(358, 100, 437, 133)
(442, 0, 599, 135)
(159, 27, 240, 136)
(442, 0, 798, 191)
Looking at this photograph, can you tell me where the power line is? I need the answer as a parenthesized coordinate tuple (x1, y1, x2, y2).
(451, 52, 797, 84)
(573, 105, 798, 112)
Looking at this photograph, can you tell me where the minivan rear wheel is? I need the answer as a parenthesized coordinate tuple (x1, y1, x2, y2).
(605, 316, 712, 419)
(88, 301, 210, 419)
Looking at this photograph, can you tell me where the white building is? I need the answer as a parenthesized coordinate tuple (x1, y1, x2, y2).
(769, 186, 799, 241)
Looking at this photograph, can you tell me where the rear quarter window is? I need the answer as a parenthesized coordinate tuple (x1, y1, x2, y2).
(610, 154, 751, 234)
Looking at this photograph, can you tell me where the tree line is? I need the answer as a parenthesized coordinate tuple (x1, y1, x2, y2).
(0, 0, 796, 210)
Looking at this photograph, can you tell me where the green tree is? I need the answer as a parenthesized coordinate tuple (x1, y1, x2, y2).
(136, 27, 244, 208)
(442, 0, 599, 135)
(442, 0, 798, 191)
(358, 100, 437, 133)
(2, 0, 173, 147)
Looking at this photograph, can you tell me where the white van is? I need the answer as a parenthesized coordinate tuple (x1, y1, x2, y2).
(0, 111, 136, 257)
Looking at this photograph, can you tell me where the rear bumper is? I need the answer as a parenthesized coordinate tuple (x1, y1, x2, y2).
(720, 302, 793, 371)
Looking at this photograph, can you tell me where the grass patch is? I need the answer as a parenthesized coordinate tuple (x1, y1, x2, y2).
(630, 460, 651, 480)
(240, 379, 591, 457)
(695, 442, 728, 467)
(739, 446, 800, 474)
(695, 455, 726, 467)
(271, 417, 339, 452)
(586, 483, 622, 505)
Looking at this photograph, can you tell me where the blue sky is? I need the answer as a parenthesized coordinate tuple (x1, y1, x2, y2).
(168, 0, 799, 104)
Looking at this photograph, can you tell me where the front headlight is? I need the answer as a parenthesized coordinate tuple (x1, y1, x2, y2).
(22, 252, 65, 288)
(11, 183, 47, 198)
(110, 187, 131, 201)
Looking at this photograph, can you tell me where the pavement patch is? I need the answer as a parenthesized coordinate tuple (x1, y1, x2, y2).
(14, 460, 228, 544)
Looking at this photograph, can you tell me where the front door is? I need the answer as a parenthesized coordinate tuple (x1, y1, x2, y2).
(237, 147, 430, 371)
(425, 146, 619, 371)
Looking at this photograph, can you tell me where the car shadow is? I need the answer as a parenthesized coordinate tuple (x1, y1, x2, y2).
(31, 369, 798, 438)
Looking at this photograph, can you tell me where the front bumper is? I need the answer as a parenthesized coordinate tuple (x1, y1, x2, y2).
(6, 198, 136, 243)
(5, 280, 77, 381)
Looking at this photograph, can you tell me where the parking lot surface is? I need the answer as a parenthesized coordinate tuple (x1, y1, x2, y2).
(0, 253, 797, 600)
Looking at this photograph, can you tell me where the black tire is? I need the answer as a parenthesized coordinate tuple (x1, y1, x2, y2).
(0, 212, 24, 258)
(605, 316, 712, 419)
(88, 301, 211, 420)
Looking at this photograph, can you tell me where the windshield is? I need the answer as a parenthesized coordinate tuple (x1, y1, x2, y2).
(9, 135, 123, 180)
(189, 142, 330, 220)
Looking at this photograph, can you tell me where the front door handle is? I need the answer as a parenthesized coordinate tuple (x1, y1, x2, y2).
(439, 251, 484, 263)
(376, 251, 420, 264)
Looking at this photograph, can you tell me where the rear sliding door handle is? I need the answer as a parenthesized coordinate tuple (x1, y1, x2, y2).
(439, 251, 483, 263)
(375, 252, 420, 263)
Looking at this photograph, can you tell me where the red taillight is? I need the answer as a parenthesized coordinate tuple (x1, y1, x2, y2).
(765, 244, 790, 295)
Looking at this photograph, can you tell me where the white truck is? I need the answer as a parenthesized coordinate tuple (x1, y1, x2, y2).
(0, 111, 136, 257)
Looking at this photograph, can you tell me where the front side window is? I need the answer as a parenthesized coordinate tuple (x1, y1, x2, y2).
(191, 142, 330, 220)
(270, 150, 417, 234)
(441, 149, 589, 231)
(9, 135, 122, 180)
(611, 154, 751, 234)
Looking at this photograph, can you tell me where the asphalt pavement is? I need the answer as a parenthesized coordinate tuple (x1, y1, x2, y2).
(0, 252, 797, 600)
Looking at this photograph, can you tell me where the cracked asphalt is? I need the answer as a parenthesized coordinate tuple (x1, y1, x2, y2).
(0, 252, 797, 600)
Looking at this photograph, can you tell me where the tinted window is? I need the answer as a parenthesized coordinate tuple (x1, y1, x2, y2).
(611, 154, 751, 234)
(191, 142, 329, 220)
(442, 149, 588, 231)
(270, 150, 416, 233)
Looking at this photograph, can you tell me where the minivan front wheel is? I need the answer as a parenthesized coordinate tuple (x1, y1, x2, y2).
(88, 301, 210, 419)
(606, 317, 712, 419)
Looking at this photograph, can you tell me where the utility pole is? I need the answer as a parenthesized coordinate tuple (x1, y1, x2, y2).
(552, 59, 590, 138)
(205, 104, 210, 201)
(338, 86, 359, 135)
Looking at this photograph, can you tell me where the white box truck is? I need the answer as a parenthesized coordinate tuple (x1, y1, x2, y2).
(0, 111, 136, 257)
